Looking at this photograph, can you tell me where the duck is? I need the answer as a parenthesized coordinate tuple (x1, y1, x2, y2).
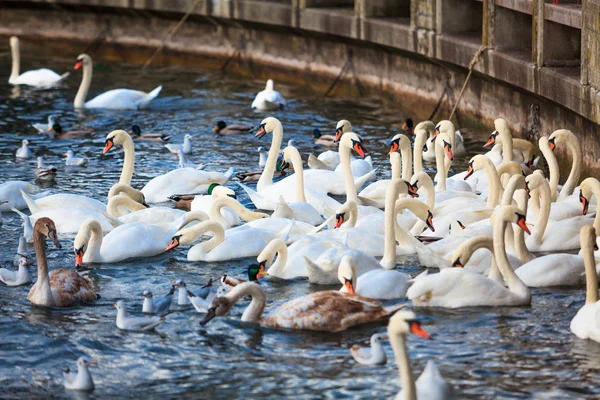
(114, 300, 164, 331)
(338, 255, 409, 299)
(407, 205, 532, 308)
(16, 139, 32, 159)
(64, 150, 88, 167)
(200, 281, 403, 332)
(74, 211, 207, 265)
(0, 256, 32, 287)
(570, 225, 600, 342)
(251, 79, 286, 111)
(8, 36, 68, 87)
(350, 333, 387, 365)
(35, 157, 57, 181)
(388, 311, 453, 400)
(221, 264, 268, 290)
(103, 130, 234, 203)
(0, 181, 49, 212)
(63, 357, 95, 392)
(141, 286, 175, 314)
(47, 122, 95, 139)
(312, 128, 337, 146)
(32, 115, 58, 133)
(129, 124, 170, 142)
(402, 118, 414, 136)
(213, 120, 252, 135)
(165, 134, 192, 154)
(73, 54, 162, 109)
(174, 279, 212, 306)
(27, 218, 98, 307)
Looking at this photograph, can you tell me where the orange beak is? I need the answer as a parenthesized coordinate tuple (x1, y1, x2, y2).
(75, 251, 83, 267)
(464, 164, 474, 180)
(255, 124, 266, 138)
(443, 141, 454, 161)
(88, 361, 97, 365)
(344, 279, 355, 294)
(335, 213, 344, 229)
(388, 141, 399, 155)
(432, 128, 440, 141)
(333, 128, 343, 143)
(548, 138, 556, 151)
(580, 190, 589, 215)
(426, 212, 435, 232)
(74, 60, 83, 70)
(102, 140, 114, 154)
(353, 142, 366, 158)
(483, 136, 495, 147)
(165, 237, 180, 252)
(452, 259, 464, 268)
(407, 182, 419, 198)
(410, 321, 431, 339)
(516, 214, 530, 235)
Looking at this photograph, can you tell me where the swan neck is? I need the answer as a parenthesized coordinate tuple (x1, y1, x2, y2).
(540, 139, 560, 201)
(107, 195, 144, 217)
(434, 139, 446, 191)
(560, 137, 583, 199)
(584, 242, 599, 304)
(210, 197, 263, 225)
(390, 152, 401, 180)
(534, 182, 551, 243)
(10, 39, 19, 81)
(74, 58, 92, 108)
(389, 331, 416, 400)
(340, 142, 358, 203)
(483, 161, 501, 207)
(269, 241, 288, 273)
(257, 125, 283, 191)
(513, 190, 535, 262)
(494, 220, 530, 301)
(33, 229, 54, 305)
(400, 144, 413, 181)
(119, 136, 135, 185)
(500, 130, 513, 163)
(228, 283, 266, 323)
(413, 130, 426, 174)
(289, 150, 306, 202)
(381, 180, 402, 269)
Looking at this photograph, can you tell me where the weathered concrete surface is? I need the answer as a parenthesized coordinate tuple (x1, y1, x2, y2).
(0, 0, 599, 175)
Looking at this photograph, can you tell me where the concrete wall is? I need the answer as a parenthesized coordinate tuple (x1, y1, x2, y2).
(1, 0, 599, 174)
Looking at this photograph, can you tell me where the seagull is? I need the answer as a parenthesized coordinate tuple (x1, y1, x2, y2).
(141, 286, 175, 314)
(63, 357, 95, 391)
(32, 115, 58, 133)
(64, 149, 88, 166)
(165, 134, 192, 154)
(186, 286, 229, 313)
(36, 156, 57, 180)
(114, 300, 164, 331)
(16, 139, 33, 159)
(0, 256, 31, 286)
(350, 333, 387, 365)
(11, 207, 33, 243)
(177, 149, 206, 169)
(174, 278, 213, 306)
(13, 236, 29, 267)
(258, 146, 268, 168)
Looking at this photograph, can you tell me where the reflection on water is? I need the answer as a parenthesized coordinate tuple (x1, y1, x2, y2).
(0, 54, 599, 399)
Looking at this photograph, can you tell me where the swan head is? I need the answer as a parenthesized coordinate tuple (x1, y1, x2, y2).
(334, 201, 358, 228)
(548, 129, 574, 152)
(388, 310, 431, 339)
(129, 125, 142, 137)
(434, 131, 454, 161)
(485, 118, 509, 147)
(388, 133, 409, 155)
(73, 219, 102, 266)
(496, 205, 530, 234)
(255, 117, 281, 139)
(141, 290, 153, 299)
(450, 235, 489, 268)
(337, 256, 357, 294)
(74, 54, 91, 70)
(464, 154, 491, 180)
(34, 218, 61, 249)
(9, 36, 18, 48)
(257, 238, 286, 271)
(265, 79, 275, 91)
(334, 119, 352, 143)
(213, 120, 227, 133)
(201, 280, 253, 325)
(524, 171, 546, 195)
(579, 178, 599, 215)
(396, 198, 434, 232)
(432, 120, 454, 142)
(103, 130, 130, 154)
(339, 132, 366, 158)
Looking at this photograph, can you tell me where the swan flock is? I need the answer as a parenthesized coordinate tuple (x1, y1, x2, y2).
(3, 36, 599, 398)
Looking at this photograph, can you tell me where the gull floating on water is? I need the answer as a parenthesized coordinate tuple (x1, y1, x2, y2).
(177, 148, 206, 169)
(350, 333, 387, 365)
(65, 149, 88, 166)
(16, 139, 32, 159)
(63, 357, 95, 391)
(0, 256, 31, 286)
(32, 115, 57, 133)
(114, 300, 164, 331)
(141, 286, 174, 314)
(174, 278, 212, 306)
(36, 156, 57, 180)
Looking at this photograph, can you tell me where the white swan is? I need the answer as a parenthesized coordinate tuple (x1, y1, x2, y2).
(407, 205, 532, 308)
(388, 311, 454, 400)
(449, 235, 503, 283)
(26, 203, 121, 235)
(548, 129, 582, 200)
(0, 181, 48, 211)
(73, 54, 162, 109)
(74, 211, 207, 265)
(107, 195, 184, 229)
(21, 189, 106, 214)
(570, 225, 600, 342)
(102, 130, 234, 203)
(338, 255, 409, 299)
(483, 118, 535, 165)
(190, 184, 241, 228)
(9, 37, 68, 87)
(251, 79, 286, 110)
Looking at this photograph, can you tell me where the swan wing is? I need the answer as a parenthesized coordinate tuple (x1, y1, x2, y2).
(48, 268, 97, 307)
(85, 86, 161, 110)
(14, 68, 64, 87)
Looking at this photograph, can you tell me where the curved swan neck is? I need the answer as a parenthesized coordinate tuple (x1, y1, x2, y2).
(9, 38, 19, 82)
(107, 195, 146, 217)
(80, 220, 103, 261)
(340, 201, 358, 228)
(381, 179, 406, 269)
(498, 127, 514, 163)
(513, 190, 535, 262)
(400, 140, 413, 181)
(583, 235, 598, 305)
(389, 331, 416, 400)
(412, 172, 435, 210)
(493, 217, 530, 302)
(413, 129, 427, 174)
(33, 228, 54, 305)
(434, 137, 446, 191)
(559, 132, 582, 200)
(118, 135, 135, 185)
(74, 56, 92, 108)
(261, 239, 288, 276)
(532, 179, 551, 243)
(182, 221, 225, 252)
(481, 159, 501, 207)
(210, 196, 266, 225)
(539, 137, 559, 201)
(286, 147, 307, 202)
(257, 123, 283, 191)
(228, 283, 267, 323)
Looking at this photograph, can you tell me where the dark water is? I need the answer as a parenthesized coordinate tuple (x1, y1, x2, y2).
(0, 53, 599, 400)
